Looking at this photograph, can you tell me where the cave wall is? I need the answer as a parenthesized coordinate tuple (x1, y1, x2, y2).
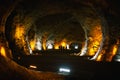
(6, 0, 102, 56)
(0, 0, 120, 61)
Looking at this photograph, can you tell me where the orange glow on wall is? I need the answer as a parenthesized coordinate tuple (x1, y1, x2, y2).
(15, 25, 24, 39)
(88, 25, 102, 57)
(61, 41, 66, 48)
(54, 40, 68, 49)
(54, 44, 59, 49)
(112, 45, 118, 56)
(60, 39, 67, 48)
(96, 54, 102, 61)
(107, 45, 118, 62)
(89, 48, 96, 56)
(42, 42, 46, 50)
(0, 46, 6, 57)
(89, 41, 100, 56)
(42, 35, 47, 50)
(30, 40, 35, 50)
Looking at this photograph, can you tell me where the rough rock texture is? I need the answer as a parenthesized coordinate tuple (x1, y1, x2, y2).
(0, 0, 120, 80)
(5, 0, 103, 57)
(0, 55, 65, 80)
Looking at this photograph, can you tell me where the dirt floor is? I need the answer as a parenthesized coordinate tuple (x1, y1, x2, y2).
(0, 55, 65, 80)
(1, 54, 120, 80)
(18, 54, 120, 80)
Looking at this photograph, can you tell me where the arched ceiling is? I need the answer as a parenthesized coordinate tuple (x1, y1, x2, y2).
(0, 0, 120, 61)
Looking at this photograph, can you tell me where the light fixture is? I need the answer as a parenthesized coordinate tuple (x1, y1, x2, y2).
(59, 68, 70, 73)
(74, 45, 78, 49)
(29, 65, 37, 69)
(47, 44, 53, 49)
(58, 67, 71, 75)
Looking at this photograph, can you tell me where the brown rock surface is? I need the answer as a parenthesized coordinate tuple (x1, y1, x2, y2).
(0, 55, 64, 80)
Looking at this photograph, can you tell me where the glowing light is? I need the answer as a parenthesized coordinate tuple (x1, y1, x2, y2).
(112, 45, 118, 56)
(54, 44, 59, 49)
(96, 54, 102, 61)
(115, 59, 120, 62)
(89, 41, 100, 56)
(47, 44, 53, 49)
(61, 41, 66, 48)
(29, 65, 37, 69)
(88, 25, 102, 59)
(74, 45, 78, 49)
(59, 68, 70, 73)
(66, 44, 69, 49)
(15, 26, 24, 39)
(30, 40, 36, 50)
(0, 47, 6, 57)
(36, 39, 42, 50)
(42, 42, 46, 50)
(89, 49, 95, 56)
(107, 45, 118, 62)
(42, 34, 47, 50)
(46, 40, 54, 49)
(80, 44, 88, 56)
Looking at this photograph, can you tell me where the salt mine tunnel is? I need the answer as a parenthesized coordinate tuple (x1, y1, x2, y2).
(0, 0, 120, 80)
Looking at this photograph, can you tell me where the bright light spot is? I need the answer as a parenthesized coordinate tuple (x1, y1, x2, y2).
(96, 54, 102, 61)
(59, 68, 70, 73)
(29, 65, 37, 69)
(30, 40, 36, 50)
(89, 48, 95, 56)
(0, 47, 6, 57)
(29, 49, 32, 54)
(55, 44, 59, 49)
(46, 40, 54, 49)
(74, 45, 78, 49)
(61, 41, 66, 48)
(36, 40, 42, 50)
(42, 39, 47, 50)
(115, 59, 120, 62)
(80, 47, 87, 56)
(66, 44, 69, 49)
(47, 44, 53, 49)
(112, 45, 118, 55)
(106, 45, 118, 62)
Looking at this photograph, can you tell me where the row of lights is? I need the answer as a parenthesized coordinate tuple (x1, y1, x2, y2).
(31, 39, 79, 51)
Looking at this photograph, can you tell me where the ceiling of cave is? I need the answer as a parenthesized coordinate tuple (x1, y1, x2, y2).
(0, 0, 120, 60)
(5, 0, 101, 42)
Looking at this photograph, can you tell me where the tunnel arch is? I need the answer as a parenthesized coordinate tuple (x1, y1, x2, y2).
(3, 0, 110, 61)
(5, 9, 86, 57)
(0, 0, 21, 58)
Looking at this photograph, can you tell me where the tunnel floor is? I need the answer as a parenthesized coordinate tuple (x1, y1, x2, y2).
(16, 54, 120, 80)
